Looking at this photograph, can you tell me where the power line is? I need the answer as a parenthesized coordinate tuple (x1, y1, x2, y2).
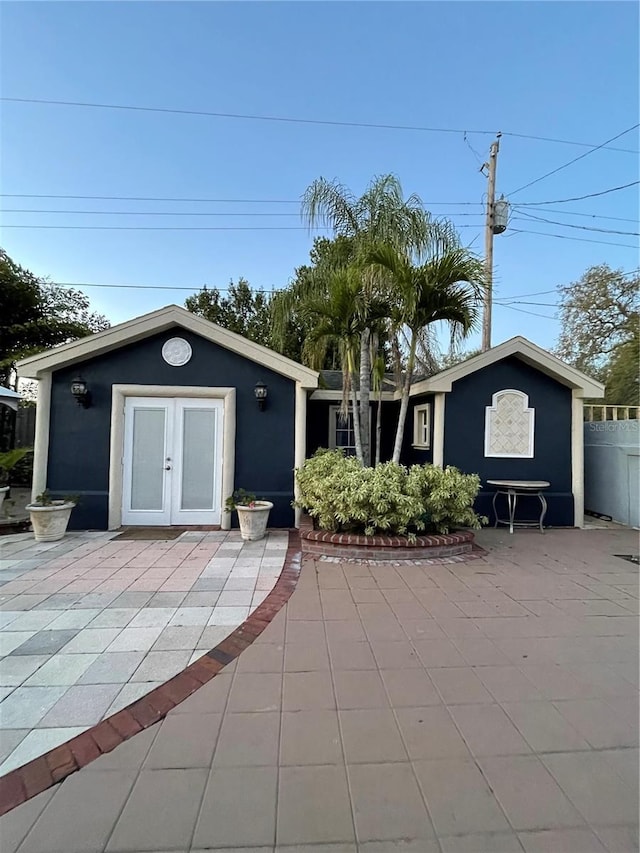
(507, 124, 640, 197)
(513, 179, 640, 206)
(494, 288, 557, 298)
(3, 96, 639, 152)
(0, 193, 484, 208)
(52, 281, 230, 292)
(3, 222, 630, 248)
(0, 223, 483, 231)
(512, 213, 640, 237)
(494, 299, 559, 306)
(507, 227, 638, 249)
(0, 207, 486, 218)
(511, 205, 638, 223)
(0, 224, 327, 231)
(495, 303, 557, 319)
(2, 180, 636, 208)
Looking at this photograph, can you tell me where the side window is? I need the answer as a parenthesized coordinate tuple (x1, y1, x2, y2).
(329, 406, 357, 456)
(413, 404, 431, 448)
(484, 389, 535, 458)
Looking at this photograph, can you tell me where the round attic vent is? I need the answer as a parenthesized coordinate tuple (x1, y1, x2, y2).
(162, 337, 192, 366)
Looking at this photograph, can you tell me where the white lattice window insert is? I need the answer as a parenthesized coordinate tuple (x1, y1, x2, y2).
(413, 404, 431, 448)
(484, 389, 535, 458)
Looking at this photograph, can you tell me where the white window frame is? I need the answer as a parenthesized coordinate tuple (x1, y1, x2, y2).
(484, 388, 535, 458)
(328, 405, 357, 455)
(412, 403, 431, 449)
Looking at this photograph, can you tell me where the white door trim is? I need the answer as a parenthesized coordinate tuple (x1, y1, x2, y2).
(109, 385, 236, 530)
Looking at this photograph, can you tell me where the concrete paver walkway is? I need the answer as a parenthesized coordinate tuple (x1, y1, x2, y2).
(0, 530, 286, 774)
(1, 526, 638, 852)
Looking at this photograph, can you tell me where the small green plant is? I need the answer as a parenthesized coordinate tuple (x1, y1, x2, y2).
(225, 489, 257, 512)
(31, 489, 79, 507)
(0, 448, 33, 486)
(295, 449, 486, 536)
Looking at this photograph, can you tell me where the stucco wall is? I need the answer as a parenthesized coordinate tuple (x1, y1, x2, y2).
(47, 329, 296, 529)
(442, 356, 574, 526)
(584, 419, 640, 527)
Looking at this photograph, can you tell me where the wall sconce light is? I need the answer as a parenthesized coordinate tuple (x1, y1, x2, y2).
(254, 381, 268, 411)
(70, 376, 91, 408)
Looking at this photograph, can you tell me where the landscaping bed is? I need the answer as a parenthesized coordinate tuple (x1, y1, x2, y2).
(295, 450, 484, 560)
(299, 514, 474, 560)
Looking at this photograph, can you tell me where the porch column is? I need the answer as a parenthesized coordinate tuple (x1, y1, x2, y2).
(31, 372, 51, 501)
(294, 383, 307, 527)
(571, 388, 585, 528)
(433, 392, 446, 468)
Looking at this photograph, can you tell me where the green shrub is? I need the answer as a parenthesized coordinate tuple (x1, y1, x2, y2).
(295, 449, 485, 536)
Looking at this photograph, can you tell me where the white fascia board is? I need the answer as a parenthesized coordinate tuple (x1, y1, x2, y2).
(408, 336, 604, 399)
(17, 304, 319, 388)
(310, 390, 396, 401)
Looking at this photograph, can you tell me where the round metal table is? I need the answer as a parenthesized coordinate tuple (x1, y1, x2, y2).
(487, 479, 551, 534)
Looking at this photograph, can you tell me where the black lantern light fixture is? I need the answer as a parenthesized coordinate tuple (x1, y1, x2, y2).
(70, 376, 91, 408)
(254, 380, 268, 411)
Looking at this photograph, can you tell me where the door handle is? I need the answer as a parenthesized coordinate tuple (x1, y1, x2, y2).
(164, 465, 172, 470)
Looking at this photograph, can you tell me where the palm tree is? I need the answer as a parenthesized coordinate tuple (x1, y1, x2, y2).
(298, 265, 387, 464)
(365, 243, 486, 463)
(301, 175, 435, 466)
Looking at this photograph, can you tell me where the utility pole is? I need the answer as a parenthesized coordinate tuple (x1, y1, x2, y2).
(481, 132, 501, 352)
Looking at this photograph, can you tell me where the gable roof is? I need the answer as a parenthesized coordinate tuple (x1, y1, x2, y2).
(409, 336, 604, 398)
(16, 305, 319, 388)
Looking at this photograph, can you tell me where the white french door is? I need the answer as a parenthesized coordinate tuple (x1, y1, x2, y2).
(122, 397, 223, 526)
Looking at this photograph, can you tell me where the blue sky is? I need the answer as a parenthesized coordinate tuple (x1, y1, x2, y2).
(1, 1, 638, 353)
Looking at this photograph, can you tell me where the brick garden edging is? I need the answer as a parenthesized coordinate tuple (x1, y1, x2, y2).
(299, 515, 475, 561)
(0, 531, 302, 816)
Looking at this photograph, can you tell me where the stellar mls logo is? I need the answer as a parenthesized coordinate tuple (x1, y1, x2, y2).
(588, 421, 639, 432)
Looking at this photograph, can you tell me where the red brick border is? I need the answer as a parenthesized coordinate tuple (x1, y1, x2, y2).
(0, 530, 302, 816)
(299, 516, 475, 561)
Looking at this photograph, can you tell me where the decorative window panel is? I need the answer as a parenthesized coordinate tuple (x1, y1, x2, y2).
(484, 389, 535, 458)
(413, 404, 431, 448)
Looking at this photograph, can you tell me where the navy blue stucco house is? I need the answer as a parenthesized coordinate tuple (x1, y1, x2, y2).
(17, 305, 603, 531)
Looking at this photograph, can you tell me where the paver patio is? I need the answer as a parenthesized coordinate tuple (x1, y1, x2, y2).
(0, 525, 638, 852)
(0, 530, 287, 774)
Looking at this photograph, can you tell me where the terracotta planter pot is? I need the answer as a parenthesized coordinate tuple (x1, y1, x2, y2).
(26, 501, 75, 542)
(236, 501, 273, 541)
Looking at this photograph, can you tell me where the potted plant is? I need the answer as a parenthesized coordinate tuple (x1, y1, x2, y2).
(26, 489, 77, 542)
(225, 489, 273, 541)
(0, 448, 33, 515)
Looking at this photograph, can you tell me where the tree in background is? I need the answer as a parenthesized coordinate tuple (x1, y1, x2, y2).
(0, 248, 109, 452)
(185, 278, 271, 347)
(0, 249, 110, 389)
(555, 265, 639, 404)
(271, 236, 354, 368)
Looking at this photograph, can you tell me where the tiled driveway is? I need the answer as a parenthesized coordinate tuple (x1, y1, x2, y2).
(1, 525, 638, 852)
(0, 530, 287, 775)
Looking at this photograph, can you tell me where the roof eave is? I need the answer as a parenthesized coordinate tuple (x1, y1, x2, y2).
(16, 305, 319, 388)
(408, 336, 605, 399)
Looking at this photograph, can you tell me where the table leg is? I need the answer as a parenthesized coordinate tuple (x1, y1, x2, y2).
(508, 489, 516, 535)
(492, 491, 499, 528)
(538, 491, 548, 533)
